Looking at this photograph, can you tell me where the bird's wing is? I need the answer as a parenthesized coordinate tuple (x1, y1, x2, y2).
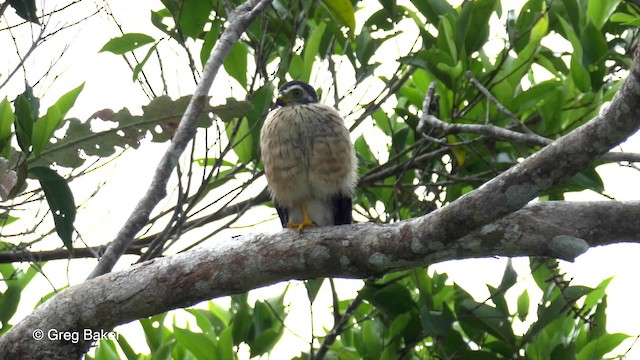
(275, 203, 288, 227)
(332, 194, 352, 225)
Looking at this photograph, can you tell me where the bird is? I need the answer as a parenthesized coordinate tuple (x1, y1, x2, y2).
(260, 80, 357, 231)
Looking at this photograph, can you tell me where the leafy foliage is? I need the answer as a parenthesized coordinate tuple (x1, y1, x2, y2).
(29, 167, 76, 251)
(87, 292, 287, 360)
(0, 263, 38, 335)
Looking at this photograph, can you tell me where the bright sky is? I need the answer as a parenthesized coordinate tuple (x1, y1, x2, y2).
(2, 0, 640, 358)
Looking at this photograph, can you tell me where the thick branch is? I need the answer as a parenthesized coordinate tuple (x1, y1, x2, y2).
(0, 201, 638, 359)
(87, 0, 274, 278)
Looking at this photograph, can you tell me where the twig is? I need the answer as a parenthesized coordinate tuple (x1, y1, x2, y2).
(465, 71, 543, 138)
(87, 0, 275, 279)
(418, 98, 640, 164)
(314, 294, 364, 359)
(416, 82, 438, 133)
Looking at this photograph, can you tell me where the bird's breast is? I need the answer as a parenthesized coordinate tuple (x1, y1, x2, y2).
(260, 104, 357, 206)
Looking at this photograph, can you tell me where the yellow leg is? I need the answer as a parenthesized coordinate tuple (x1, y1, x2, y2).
(286, 204, 315, 231)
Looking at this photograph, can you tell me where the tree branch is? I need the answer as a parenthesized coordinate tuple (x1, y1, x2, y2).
(418, 112, 640, 163)
(1, 201, 638, 358)
(418, 74, 640, 165)
(0, 188, 271, 264)
(87, 0, 274, 279)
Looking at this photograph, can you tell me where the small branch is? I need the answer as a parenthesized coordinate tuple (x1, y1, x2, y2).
(315, 294, 364, 360)
(87, 0, 274, 279)
(417, 103, 640, 164)
(0, 244, 144, 263)
(416, 82, 437, 133)
(0, 1, 10, 19)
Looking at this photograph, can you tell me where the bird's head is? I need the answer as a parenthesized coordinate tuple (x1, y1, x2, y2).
(275, 81, 318, 107)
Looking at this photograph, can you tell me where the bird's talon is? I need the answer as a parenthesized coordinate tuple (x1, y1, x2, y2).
(286, 221, 316, 232)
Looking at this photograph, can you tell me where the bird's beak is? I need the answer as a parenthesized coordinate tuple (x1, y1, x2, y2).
(275, 92, 287, 106)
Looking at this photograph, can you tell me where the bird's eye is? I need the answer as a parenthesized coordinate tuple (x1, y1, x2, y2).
(291, 88, 303, 97)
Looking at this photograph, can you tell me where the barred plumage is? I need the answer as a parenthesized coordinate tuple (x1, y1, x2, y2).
(260, 81, 357, 230)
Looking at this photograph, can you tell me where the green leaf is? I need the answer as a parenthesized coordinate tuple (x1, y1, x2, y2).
(177, 0, 213, 39)
(517, 289, 529, 321)
(409, 0, 455, 27)
(586, 0, 622, 30)
(93, 339, 120, 360)
(591, 295, 608, 339)
(561, 0, 581, 31)
(437, 14, 458, 63)
(31, 105, 62, 156)
(583, 276, 613, 311)
(211, 98, 254, 122)
(457, 0, 499, 55)
(193, 158, 236, 168)
(512, 81, 561, 111)
(497, 259, 518, 293)
(227, 84, 272, 164)
(231, 294, 252, 345)
(421, 304, 454, 337)
(570, 54, 591, 92)
(0, 98, 15, 140)
(249, 328, 281, 357)
(208, 301, 232, 327)
(227, 118, 253, 163)
(321, 0, 356, 35)
(13, 91, 38, 153)
(31, 83, 84, 156)
(457, 299, 516, 345)
(610, 12, 638, 24)
(200, 25, 220, 67)
(29, 167, 76, 251)
(115, 335, 139, 360)
(525, 285, 593, 340)
(580, 21, 608, 68)
(133, 42, 160, 81)
(530, 258, 558, 297)
(0, 264, 39, 331)
(576, 333, 629, 360)
(252, 301, 276, 334)
(35, 285, 68, 308)
(53, 83, 85, 117)
(141, 95, 213, 143)
(0, 286, 20, 327)
(361, 283, 417, 319)
(304, 278, 325, 304)
(99, 33, 156, 55)
(174, 326, 216, 360)
(301, 22, 327, 83)
(389, 312, 412, 339)
(223, 42, 248, 87)
(288, 53, 304, 79)
(139, 313, 168, 352)
(361, 320, 382, 357)
(216, 326, 234, 360)
(185, 308, 218, 338)
(151, 8, 173, 34)
(9, 0, 39, 24)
